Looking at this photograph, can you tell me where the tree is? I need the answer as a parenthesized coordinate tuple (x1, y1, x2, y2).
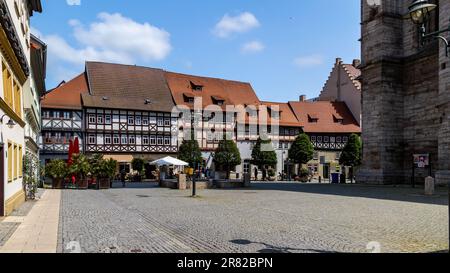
(214, 139, 242, 179)
(288, 133, 314, 174)
(131, 158, 145, 175)
(251, 137, 278, 167)
(178, 139, 202, 168)
(339, 134, 362, 183)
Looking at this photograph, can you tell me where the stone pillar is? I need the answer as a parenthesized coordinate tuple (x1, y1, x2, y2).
(178, 174, 187, 190)
(436, 0, 450, 186)
(357, 0, 406, 185)
(243, 173, 251, 188)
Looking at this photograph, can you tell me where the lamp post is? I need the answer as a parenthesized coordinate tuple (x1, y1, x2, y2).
(191, 111, 197, 197)
(0, 114, 16, 129)
(404, 0, 450, 56)
(405, 0, 450, 253)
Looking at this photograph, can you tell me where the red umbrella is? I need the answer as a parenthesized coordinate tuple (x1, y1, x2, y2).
(67, 139, 74, 167)
(73, 137, 80, 154)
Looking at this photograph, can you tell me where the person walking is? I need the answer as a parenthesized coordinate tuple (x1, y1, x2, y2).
(120, 170, 126, 188)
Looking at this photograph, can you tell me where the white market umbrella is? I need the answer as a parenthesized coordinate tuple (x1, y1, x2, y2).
(150, 156, 189, 167)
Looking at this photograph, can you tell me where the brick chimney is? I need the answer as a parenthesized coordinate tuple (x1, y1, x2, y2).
(335, 58, 342, 65)
(299, 95, 307, 102)
(352, 59, 361, 68)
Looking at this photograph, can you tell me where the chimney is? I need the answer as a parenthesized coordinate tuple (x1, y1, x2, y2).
(335, 58, 342, 65)
(300, 95, 307, 102)
(352, 59, 361, 68)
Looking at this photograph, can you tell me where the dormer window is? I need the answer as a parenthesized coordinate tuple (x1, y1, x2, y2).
(183, 93, 195, 103)
(212, 96, 225, 106)
(190, 81, 203, 91)
(333, 114, 344, 124)
(308, 114, 319, 123)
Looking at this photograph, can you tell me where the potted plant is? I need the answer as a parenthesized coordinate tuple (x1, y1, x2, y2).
(45, 160, 67, 189)
(267, 168, 276, 181)
(298, 168, 310, 183)
(69, 154, 91, 189)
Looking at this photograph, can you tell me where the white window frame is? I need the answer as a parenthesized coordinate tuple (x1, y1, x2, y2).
(97, 115, 104, 124)
(89, 114, 96, 124)
(88, 134, 96, 145)
(105, 115, 112, 124)
(128, 116, 134, 125)
(150, 136, 156, 145)
(113, 134, 120, 145)
(135, 116, 142, 126)
(105, 135, 112, 145)
(129, 135, 136, 145)
(143, 136, 149, 145)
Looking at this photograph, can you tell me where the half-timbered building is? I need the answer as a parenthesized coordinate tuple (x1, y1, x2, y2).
(40, 73, 87, 165)
(82, 62, 178, 175)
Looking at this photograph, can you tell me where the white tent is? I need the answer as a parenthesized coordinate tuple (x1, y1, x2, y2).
(150, 156, 189, 167)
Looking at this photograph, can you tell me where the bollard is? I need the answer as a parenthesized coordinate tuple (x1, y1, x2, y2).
(424, 176, 435, 196)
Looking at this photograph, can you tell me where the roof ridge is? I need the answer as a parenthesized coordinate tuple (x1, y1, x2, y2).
(165, 71, 252, 86)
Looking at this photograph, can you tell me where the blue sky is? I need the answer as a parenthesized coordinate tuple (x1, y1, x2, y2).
(31, 0, 360, 102)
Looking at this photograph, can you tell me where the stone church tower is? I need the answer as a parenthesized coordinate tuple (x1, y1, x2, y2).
(357, 0, 450, 185)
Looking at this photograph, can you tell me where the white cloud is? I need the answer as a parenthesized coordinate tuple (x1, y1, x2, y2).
(67, 0, 81, 6)
(241, 41, 265, 54)
(32, 13, 172, 83)
(293, 54, 324, 68)
(213, 12, 260, 38)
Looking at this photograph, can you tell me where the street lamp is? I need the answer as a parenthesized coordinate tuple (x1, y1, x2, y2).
(405, 0, 450, 57)
(0, 114, 16, 129)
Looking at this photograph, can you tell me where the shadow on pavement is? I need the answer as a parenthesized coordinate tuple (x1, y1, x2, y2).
(230, 239, 337, 254)
(234, 183, 449, 206)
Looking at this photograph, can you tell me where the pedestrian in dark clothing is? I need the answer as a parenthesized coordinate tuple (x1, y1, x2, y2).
(254, 167, 258, 181)
(120, 170, 126, 188)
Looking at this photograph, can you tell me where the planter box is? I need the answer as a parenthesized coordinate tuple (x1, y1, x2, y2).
(77, 179, 89, 190)
(98, 178, 111, 189)
(52, 178, 64, 189)
(215, 180, 245, 189)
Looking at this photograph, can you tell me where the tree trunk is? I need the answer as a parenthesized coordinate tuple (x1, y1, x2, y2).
(350, 166, 354, 184)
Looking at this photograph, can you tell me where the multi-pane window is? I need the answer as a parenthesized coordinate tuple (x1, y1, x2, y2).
(121, 135, 128, 144)
(330, 137, 335, 143)
(105, 115, 112, 124)
(150, 136, 156, 145)
(135, 116, 142, 126)
(2, 62, 13, 109)
(311, 136, 316, 142)
(89, 114, 96, 124)
(336, 137, 342, 143)
(97, 115, 104, 124)
(317, 136, 323, 143)
(113, 135, 120, 145)
(142, 117, 149, 126)
(343, 136, 349, 143)
(105, 135, 112, 145)
(128, 116, 134, 125)
(43, 111, 50, 118)
(18, 145, 22, 177)
(13, 144, 18, 180)
(88, 134, 96, 144)
(164, 137, 171, 146)
(7, 142, 12, 182)
(63, 112, 71, 120)
(164, 119, 171, 126)
(157, 118, 164, 127)
(129, 135, 136, 145)
(53, 111, 61, 119)
(324, 136, 330, 143)
(157, 136, 163, 145)
(143, 136, 149, 145)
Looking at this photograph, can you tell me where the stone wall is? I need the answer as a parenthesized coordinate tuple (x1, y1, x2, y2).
(358, 0, 449, 185)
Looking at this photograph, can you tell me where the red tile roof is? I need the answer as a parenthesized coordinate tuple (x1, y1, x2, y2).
(41, 73, 88, 110)
(165, 72, 261, 109)
(288, 101, 361, 134)
(259, 101, 301, 127)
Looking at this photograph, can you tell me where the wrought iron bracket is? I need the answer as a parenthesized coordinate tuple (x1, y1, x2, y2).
(420, 19, 450, 57)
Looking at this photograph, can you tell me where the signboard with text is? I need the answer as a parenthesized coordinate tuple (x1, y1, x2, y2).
(413, 154, 430, 168)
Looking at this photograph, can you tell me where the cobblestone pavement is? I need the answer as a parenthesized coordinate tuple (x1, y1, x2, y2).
(0, 189, 45, 247)
(58, 182, 449, 253)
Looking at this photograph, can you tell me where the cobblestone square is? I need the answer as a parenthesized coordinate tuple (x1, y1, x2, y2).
(57, 183, 449, 253)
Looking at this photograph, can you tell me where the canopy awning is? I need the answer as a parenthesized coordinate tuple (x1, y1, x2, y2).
(150, 156, 189, 166)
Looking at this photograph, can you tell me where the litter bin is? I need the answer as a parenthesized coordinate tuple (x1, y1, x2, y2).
(331, 173, 340, 184)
